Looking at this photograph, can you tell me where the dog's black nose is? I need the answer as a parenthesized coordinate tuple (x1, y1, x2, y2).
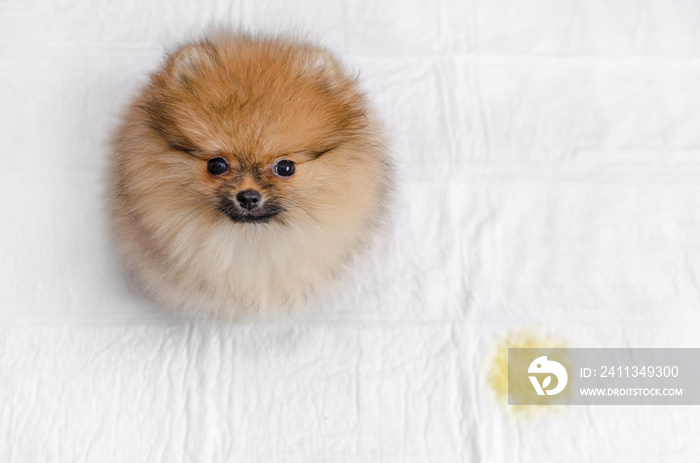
(236, 189, 262, 210)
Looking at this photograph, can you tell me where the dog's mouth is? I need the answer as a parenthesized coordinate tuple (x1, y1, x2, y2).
(218, 197, 283, 224)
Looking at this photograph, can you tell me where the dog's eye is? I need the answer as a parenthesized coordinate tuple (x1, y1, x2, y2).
(207, 157, 229, 175)
(273, 159, 295, 177)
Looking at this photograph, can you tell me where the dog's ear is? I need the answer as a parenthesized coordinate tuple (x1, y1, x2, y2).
(302, 49, 341, 80)
(169, 43, 217, 82)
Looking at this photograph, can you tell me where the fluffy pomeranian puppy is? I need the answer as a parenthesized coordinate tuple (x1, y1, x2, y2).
(108, 30, 391, 318)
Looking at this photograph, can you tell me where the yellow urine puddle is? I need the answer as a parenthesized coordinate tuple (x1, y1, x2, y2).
(486, 327, 568, 419)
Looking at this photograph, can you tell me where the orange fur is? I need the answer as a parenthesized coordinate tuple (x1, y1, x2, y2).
(108, 30, 391, 318)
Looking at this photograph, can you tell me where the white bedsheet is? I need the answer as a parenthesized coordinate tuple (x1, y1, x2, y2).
(3, 0, 700, 461)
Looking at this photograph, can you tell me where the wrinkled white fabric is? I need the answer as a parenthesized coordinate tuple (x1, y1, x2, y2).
(2, 0, 700, 461)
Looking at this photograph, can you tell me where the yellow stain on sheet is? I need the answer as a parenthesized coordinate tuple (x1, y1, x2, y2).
(486, 327, 567, 418)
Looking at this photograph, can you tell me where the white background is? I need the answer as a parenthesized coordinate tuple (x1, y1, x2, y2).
(3, 0, 700, 461)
